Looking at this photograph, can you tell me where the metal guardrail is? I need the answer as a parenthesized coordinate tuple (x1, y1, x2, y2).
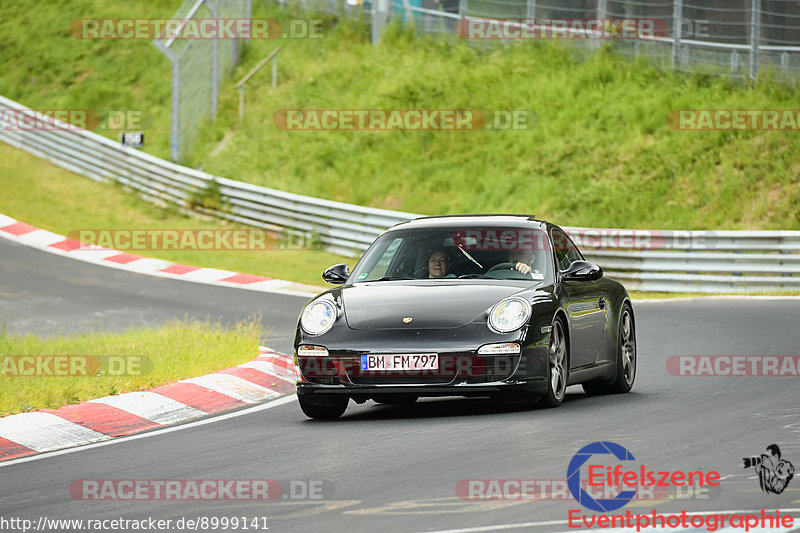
(1, 94, 799, 293)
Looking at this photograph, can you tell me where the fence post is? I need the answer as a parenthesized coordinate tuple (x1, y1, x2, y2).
(750, 0, 761, 82)
(207, 0, 219, 119)
(672, 0, 682, 69)
(459, 0, 466, 18)
(371, 0, 389, 44)
(525, 0, 535, 20)
(170, 58, 180, 162)
(595, 0, 606, 49)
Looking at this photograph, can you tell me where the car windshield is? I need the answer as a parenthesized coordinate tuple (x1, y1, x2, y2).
(349, 226, 553, 283)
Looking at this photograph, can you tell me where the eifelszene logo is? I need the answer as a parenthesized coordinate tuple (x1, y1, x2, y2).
(567, 441, 638, 512)
(743, 444, 795, 495)
(567, 441, 721, 513)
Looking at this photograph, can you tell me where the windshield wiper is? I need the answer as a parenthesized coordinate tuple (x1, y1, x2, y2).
(370, 276, 414, 282)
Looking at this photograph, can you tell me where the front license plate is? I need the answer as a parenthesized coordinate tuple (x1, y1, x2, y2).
(360, 353, 439, 371)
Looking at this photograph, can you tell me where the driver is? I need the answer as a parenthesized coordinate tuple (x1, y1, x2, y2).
(508, 249, 538, 275)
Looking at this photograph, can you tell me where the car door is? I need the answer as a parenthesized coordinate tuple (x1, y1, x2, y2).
(551, 228, 606, 368)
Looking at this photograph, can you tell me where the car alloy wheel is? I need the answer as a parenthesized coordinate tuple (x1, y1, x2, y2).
(540, 317, 568, 407)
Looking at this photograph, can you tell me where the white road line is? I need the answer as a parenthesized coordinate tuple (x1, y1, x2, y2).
(89, 391, 206, 424)
(181, 373, 281, 403)
(0, 412, 110, 453)
(0, 395, 297, 468)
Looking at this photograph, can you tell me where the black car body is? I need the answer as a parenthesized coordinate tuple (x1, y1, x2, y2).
(293, 215, 637, 419)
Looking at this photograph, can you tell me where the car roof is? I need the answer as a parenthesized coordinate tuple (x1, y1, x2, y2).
(389, 214, 550, 231)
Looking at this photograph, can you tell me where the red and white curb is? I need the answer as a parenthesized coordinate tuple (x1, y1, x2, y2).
(0, 214, 317, 297)
(0, 347, 296, 462)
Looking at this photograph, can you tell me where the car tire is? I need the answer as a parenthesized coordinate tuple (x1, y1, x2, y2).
(539, 316, 569, 408)
(582, 303, 636, 396)
(298, 395, 349, 419)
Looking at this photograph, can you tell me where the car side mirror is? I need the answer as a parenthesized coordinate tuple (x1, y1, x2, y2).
(323, 263, 350, 284)
(561, 260, 603, 282)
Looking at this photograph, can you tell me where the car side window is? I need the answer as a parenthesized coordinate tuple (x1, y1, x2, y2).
(551, 229, 583, 271)
(359, 237, 404, 280)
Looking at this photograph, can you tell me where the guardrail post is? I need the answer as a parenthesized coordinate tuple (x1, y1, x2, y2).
(672, 0, 682, 69)
(750, 0, 761, 82)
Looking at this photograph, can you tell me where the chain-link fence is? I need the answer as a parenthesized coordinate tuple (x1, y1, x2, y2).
(154, 0, 251, 163)
(299, 0, 800, 82)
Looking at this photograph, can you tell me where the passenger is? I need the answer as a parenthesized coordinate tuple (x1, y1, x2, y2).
(427, 249, 454, 278)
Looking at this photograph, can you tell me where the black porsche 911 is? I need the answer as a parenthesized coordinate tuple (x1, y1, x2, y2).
(292, 214, 636, 419)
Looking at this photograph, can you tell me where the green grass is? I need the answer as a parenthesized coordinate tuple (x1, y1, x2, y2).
(0, 143, 347, 288)
(2, 2, 799, 230)
(0, 318, 264, 417)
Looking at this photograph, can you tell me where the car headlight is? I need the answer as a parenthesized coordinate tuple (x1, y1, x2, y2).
(300, 299, 337, 336)
(488, 297, 531, 333)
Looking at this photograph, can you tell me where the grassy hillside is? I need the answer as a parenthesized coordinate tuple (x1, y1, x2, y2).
(1, 1, 798, 229)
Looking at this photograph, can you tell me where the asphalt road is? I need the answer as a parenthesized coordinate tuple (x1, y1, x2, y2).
(0, 238, 308, 353)
(1, 237, 800, 533)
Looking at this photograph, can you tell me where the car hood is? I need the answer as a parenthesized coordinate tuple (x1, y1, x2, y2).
(341, 282, 525, 330)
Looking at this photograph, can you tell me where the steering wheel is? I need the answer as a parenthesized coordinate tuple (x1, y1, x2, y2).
(486, 262, 516, 273)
